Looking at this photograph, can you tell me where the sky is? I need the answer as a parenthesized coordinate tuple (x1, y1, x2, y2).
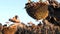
(0, 0, 60, 25)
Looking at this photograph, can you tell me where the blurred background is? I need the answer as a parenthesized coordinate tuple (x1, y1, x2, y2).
(0, 0, 60, 25)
